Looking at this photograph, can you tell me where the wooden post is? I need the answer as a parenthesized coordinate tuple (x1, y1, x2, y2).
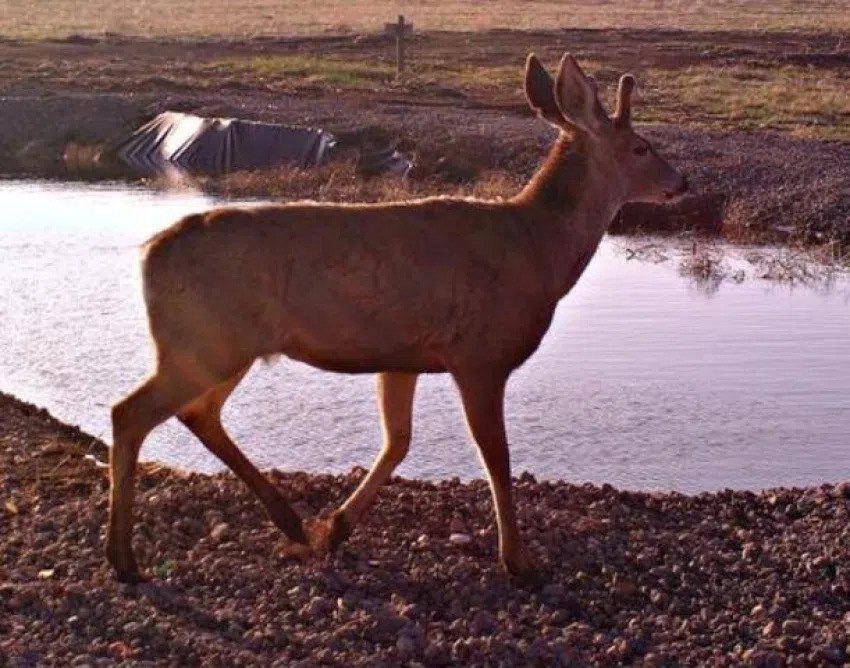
(384, 14, 413, 80)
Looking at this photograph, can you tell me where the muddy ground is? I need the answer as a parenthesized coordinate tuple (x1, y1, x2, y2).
(0, 29, 848, 244)
(2, 391, 850, 666)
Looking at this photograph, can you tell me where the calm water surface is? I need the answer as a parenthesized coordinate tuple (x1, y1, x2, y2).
(1, 181, 848, 493)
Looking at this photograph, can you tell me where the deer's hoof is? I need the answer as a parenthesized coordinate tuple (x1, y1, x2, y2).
(501, 552, 543, 587)
(116, 569, 148, 585)
(267, 500, 308, 545)
(308, 512, 352, 554)
(277, 539, 313, 561)
(106, 545, 146, 584)
(112, 560, 148, 585)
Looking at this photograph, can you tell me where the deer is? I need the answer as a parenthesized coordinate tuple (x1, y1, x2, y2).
(106, 52, 687, 584)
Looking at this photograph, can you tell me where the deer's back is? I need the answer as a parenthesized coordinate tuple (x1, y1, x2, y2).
(140, 198, 557, 375)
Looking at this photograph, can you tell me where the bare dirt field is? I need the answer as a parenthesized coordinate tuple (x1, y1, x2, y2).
(4, 0, 850, 38)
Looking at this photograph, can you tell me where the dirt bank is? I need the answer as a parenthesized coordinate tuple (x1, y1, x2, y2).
(0, 30, 848, 246)
(2, 391, 849, 666)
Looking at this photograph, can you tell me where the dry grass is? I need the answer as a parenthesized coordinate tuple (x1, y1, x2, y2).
(159, 160, 523, 204)
(640, 65, 850, 140)
(5, 0, 850, 40)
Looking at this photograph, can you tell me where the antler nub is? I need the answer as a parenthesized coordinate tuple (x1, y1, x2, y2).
(614, 74, 636, 127)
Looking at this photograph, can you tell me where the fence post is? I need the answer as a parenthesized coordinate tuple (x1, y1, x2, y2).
(384, 14, 414, 80)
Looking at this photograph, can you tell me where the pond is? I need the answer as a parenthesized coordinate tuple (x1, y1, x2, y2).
(1, 180, 848, 493)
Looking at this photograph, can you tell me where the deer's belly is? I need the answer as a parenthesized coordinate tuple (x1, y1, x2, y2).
(278, 340, 447, 374)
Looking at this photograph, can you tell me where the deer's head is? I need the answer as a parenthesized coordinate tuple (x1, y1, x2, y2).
(524, 53, 687, 205)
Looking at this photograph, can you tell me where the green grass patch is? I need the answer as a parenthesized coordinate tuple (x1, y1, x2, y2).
(216, 55, 395, 86)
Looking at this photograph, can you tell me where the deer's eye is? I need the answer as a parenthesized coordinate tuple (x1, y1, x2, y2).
(633, 144, 649, 157)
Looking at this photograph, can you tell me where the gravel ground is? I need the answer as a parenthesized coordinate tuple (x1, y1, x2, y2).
(2, 391, 849, 667)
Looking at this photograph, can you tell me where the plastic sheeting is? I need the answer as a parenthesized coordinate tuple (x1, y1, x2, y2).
(116, 111, 337, 175)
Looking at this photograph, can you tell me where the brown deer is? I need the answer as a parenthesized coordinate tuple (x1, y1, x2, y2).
(107, 52, 687, 583)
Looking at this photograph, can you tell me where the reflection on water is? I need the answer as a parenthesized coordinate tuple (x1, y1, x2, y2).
(1, 181, 848, 493)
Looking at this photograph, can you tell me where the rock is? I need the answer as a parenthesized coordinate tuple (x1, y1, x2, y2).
(742, 649, 785, 668)
(611, 575, 638, 597)
(762, 621, 779, 638)
(742, 542, 760, 561)
(123, 621, 143, 635)
(423, 641, 448, 664)
(210, 522, 229, 541)
(642, 653, 664, 667)
(449, 533, 471, 546)
(541, 583, 565, 602)
(449, 517, 467, 533)
(396, 634, 416, 656)
(649, 589, 669, 607)
(781, 619, 806, 636)
(811, 645, 845, 665)
(468, 610, 496, 635)
(750, 603, 768, 619)
(606, 638, 633, 660)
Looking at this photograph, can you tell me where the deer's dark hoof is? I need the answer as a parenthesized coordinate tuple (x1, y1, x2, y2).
(110, 557, 148, 585)
(277, 539, 313, 561)
(116, 568, 148, 585)
(106, 544, 147, 584)
(267, 499, 308, 545)
(309, 511, 352, 554)
(322, 511, 351, 554)
(501, 551, 544, 588)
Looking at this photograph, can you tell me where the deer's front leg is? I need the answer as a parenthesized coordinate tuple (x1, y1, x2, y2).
(309, 372, 418, 552)
(453, 369, 533, 579)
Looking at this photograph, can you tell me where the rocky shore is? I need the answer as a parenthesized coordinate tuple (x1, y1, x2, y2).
(1, 391, 849, 667)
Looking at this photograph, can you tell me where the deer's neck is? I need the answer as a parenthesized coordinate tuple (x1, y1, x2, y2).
(513, 133, 627, 299)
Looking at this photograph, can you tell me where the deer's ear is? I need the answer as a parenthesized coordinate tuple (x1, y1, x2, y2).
(524, 54, 570, 129)
(553, 53, 611, 136)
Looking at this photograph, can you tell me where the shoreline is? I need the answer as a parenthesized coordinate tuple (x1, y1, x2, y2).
(1, 29, 849, 249)
(2, 389, 849, 665)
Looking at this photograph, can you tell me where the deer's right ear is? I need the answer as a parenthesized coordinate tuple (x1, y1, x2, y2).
(524, 54, 569, 129)
(554, 53, 611, 137)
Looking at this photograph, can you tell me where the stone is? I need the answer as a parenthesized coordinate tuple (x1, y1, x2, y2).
(210, 522, 229, 541)
(781, 619, 806, 636)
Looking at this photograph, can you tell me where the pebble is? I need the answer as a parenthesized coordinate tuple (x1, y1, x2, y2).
(781, 619, 807, 636)
(396, 634, 416, 656)
(210, 522, 229, 541)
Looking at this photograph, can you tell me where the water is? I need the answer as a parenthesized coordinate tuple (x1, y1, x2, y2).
(1, 180, 848, 493)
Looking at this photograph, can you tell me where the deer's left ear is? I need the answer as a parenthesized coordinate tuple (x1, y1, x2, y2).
(553, 53, 611, 137)
(524, 53, 571, 130)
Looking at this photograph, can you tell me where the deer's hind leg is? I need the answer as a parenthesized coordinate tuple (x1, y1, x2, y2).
(108, 366, 209, 583)
(310, 372, 418, 553)
(176, 368, 307, 546)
